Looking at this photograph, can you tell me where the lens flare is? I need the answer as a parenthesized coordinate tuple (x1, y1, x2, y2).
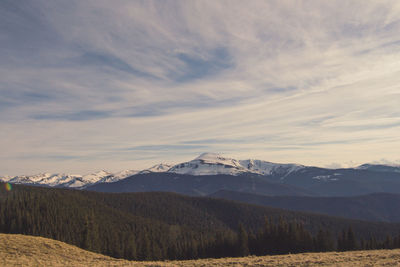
(5, 183, 12, 191)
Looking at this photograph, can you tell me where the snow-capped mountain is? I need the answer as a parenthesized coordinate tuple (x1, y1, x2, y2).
(0, 169, 139, 189)
(238, 159, 304, 176)
(0, 163, 175, 189)
(0, 153, 308, 188)
(7, 153, 400, 191)
(168, 153, 249, 175)
(139, 163, 173, 174)
(0, 175, 12, 182)
(167, 152, 304, 176)
(3, 173, 84, 188)
(111, 169, 140, 180)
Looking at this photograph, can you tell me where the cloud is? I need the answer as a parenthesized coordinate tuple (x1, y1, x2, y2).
(1, 1, 400, 174)
(126, 144, 209, 151)
(371, 159, 400, 166)
(170, 47, 233, 82)
(77, 51, 159, 79)
(32, 110, 113, 121)
(180, 138, 245, 145)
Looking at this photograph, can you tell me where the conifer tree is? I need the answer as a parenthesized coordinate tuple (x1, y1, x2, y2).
(237, 223, 249, 256)
(347, 227, 357, 251)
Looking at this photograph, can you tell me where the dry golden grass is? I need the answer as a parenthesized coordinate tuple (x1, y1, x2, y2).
(1, 233, 400, 266)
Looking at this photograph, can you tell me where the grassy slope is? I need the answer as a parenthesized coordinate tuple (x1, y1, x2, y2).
(1, 234, 400, 267)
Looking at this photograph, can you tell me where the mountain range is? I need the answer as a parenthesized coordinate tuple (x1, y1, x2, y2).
(0, 163, 171, 188)
(0, 152, 303, 188)
(2, 153, 400, 197)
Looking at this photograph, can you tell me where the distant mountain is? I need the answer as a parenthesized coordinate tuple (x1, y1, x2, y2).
(357, 164, 400, 173)
(88, 154, 400, 197)
(238, 158, 303, 176)
(168, 153, 303, 176)
(87, 172, 313, 196)
(138, 163, 173, 174)
(272, 167, 400, 196)
(0, 170, 139, 188)
(0, 164, 171, 188)
(168, 152, 249, 175)
(0, 153, 306, 188)
(210, 190, 400, 222)
(3, 153, 400, 196)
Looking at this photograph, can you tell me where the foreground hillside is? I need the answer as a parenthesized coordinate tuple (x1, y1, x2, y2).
(1, 234, 400, 267)
(0, 234, 126, 267)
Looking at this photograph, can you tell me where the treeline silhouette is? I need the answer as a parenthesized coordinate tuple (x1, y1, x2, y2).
(1, 183, 400, 261)
(242, 219, 400, 256)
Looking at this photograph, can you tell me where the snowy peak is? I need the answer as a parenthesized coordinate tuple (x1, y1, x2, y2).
(0, 169, 138, 189)
(0, 175, 12, 182)
(239, 159, 304, 176)
(168, 153, 250, 176)
(167, 153, 304, 176)
(3, 173, 83, 188)
(195, 153, 242, 167)
(140, 163, 173, 174)
(82, 170, 112, 183)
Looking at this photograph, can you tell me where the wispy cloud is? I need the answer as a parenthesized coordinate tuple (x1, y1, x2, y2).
(126, 144, 209, 151)
(32, 110, 113, 121)
(170, 47, 233, 82)
(1, 1, 400, 175)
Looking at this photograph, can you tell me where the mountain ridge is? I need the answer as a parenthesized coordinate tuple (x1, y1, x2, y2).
(0, 153, 305, 188)
(2, 152, 400, 190)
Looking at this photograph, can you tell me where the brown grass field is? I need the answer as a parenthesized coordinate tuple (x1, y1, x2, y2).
(1, 233, 400, 266)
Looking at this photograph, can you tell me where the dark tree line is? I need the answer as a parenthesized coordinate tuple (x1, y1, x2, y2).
(236, 218, 400, 256)
(1, 183, 400, 261)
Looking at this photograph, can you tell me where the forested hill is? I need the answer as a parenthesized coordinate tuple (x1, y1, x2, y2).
(1, 183, 400, 260)
(209, 190, 400, 222)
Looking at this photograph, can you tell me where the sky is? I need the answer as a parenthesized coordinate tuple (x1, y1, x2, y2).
(1, 0, 400, 176)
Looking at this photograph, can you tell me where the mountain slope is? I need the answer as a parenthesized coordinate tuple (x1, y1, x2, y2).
(87, 172, 313, 196)
(88, 165, 400, 197)
(210, 190, 400, 222)
(275, 167, 400, 196)
(357, 164, 400, 173)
